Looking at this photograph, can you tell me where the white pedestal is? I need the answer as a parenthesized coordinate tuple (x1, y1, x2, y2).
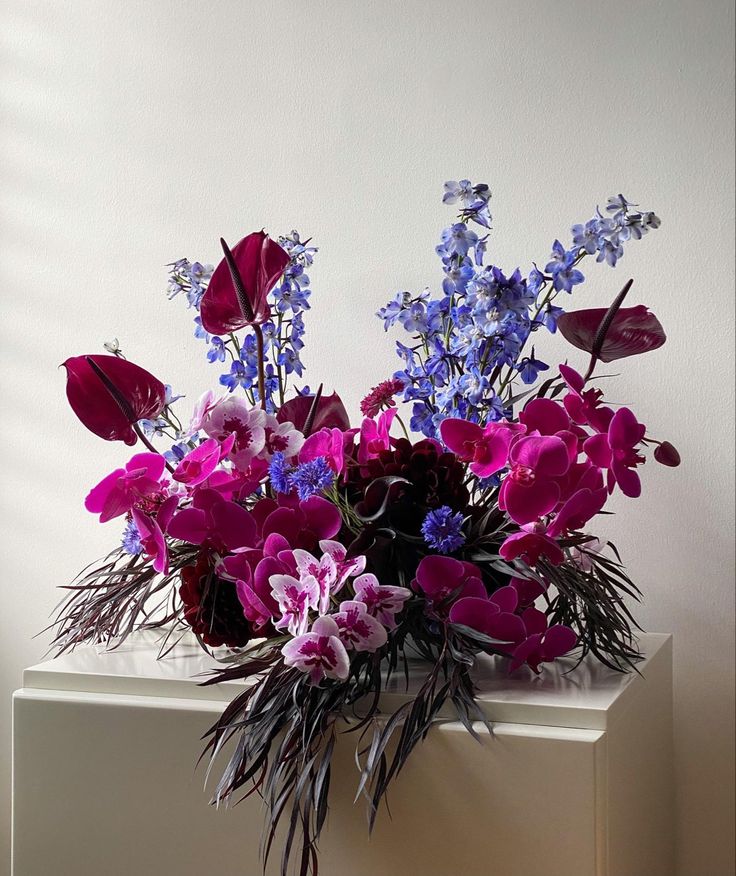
(12, 633, 674, 876)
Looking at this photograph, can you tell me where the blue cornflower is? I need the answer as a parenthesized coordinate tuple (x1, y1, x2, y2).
(121, 519, 143, 555)
(289, 457, 334, 500)
(220, 360, 256, 392)
(207, 336, 226, 363)
(269, 452, 294, 494)
(440, 223, 479, 258)
(515, 352, 550, 385)
(421, 506, 466, 554)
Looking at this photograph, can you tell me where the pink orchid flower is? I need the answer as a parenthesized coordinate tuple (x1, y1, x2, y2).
(293, 549, 338, 614)
(281, 615, 350, 685)
(85, 452, 166, 523)
(583, 407, 646, 498)
(518, 398, 571, 435)
(201, 396, 266, 470)
(546, 487, 608, 538)
(269, 573, 320, 637)
(449, 585, 526, 644)
(130, 495, 177, 575)
(440, 418, 523, 478)
(260, 414, 304, 461)
(499, 435, 571, 525)
(508, 611, 578, 674)
(167, 488, 257, 552)
(173, 435, 235, 487)
(319, 540, 367, 594)
(353, 573, 411, 630)
(358, 408, 397, 465)
(333, 600, 387, 652)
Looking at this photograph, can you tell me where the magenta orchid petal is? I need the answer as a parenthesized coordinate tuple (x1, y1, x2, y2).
(85, 452, 166, 523)
(609, 407, 646, 450)
(439, 418, 483, 460)
(333, 600, 387, 652)
(63, 354, 166, 445)
(448, 597, 499, 633)
(489, 585, 519, 614)
(521, 606, 547, 636)
(519, 398, 571, 435)
(558, 364, 585, 393)
(270, 573, 319, 636)
(173, 438, 221, 486)
(611, 458, 642, 498)
(353, 574, 411, 629)
(167, 507, 208, 544)
(210, 501, 258, 550)
(511, 435, 570, 477)
(510, 576, 547, 607)
(130, 508, 168, 575)
(584, 433, 613, 468)
(509, 633, 544, 673)
(236, 579, 273, 630)
(499, 531, 565, 567)
(547, 487, 608, 538)
(502, 477, 560, 525)
(541, 625, 578, 660)
(300, 496, 342, 540)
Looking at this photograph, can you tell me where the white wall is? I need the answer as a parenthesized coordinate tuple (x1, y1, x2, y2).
(1, 1, 733, 873)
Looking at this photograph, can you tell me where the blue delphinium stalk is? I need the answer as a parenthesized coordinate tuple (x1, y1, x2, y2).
(421, 506, 466, 554)
(378, 181, 660, 437)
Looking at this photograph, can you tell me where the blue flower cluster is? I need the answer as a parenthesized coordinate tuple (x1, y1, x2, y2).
(268, 452, 335, 500)
(421, 505, 466, 554)
(121, 518, 143, 555)
(377, 182, 660, 438)
(166, 231, 317, 414)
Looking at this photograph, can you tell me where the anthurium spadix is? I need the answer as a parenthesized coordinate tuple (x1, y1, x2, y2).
(200, 231, 290, 334)
(557, 303, 666, 363)
(62, 354, 166, 445)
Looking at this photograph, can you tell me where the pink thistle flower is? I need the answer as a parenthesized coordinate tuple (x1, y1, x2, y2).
(269, 573, 320, 636)
(201, 396, 266, 470)
(353, 573, 410, 629)
(583, 407, 646, 498)
(281, 616, 350, 685)
(85, 452, 166, 523)
(333, 600, 387, 652)
(360, 378, 404, 418)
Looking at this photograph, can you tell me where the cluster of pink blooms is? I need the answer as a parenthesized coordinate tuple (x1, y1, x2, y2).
(441, 363, 650, 571)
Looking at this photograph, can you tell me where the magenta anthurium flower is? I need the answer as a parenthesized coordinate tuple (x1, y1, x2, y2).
(173, 435, 235, 487)
(277, 391, 351, 433)
(200, 231, 289, 333)
(282, 616, 350, 685)
(440, 418, 522, 478)
(413, 556, 486, 609)
(201, 396, 266, 470)
(130, 496, 177, 575)
(333, 601, 388, 652)
(499, 435, 571, 525)
(63, 354, 166, 445)
(583, 407, 646, 498)
(85, 452, 166, 523)
(269, 573, 320, 636)
(353, 573, 411, 629)
(499, 530, 565, 566)
(358, 408, 397, 464)
(557, 304, 666, 363)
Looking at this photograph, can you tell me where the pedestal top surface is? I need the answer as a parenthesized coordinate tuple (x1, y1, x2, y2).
(22, 630, 671, 731)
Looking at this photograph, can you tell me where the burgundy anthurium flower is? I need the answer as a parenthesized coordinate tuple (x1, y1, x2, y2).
(63, 354, 166, 445)
(557, 304, 666, 363)
(200, 231, 290, 334)
(276, 391, 351, 433)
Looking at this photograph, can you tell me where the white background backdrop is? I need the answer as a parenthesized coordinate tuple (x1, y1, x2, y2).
(1, 1, 734, 873)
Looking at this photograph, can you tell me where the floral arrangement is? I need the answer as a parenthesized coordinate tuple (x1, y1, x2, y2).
(54, 182, 679, 876)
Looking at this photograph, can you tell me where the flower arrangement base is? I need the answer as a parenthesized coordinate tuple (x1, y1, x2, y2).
(13, 631, 674, 876)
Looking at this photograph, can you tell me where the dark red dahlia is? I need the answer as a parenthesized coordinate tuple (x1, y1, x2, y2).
(360, 378, 404, 418)
(179, 551, 251, 648)
(348, 437, 469, 534)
